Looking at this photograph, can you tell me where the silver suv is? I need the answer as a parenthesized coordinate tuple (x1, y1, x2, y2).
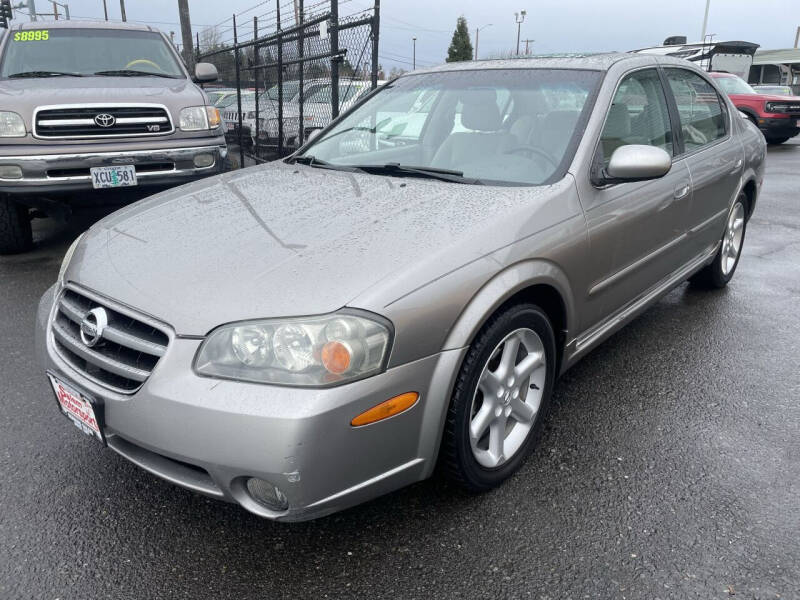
(36, 54, 766, 522)
(0, 21, 227, 253)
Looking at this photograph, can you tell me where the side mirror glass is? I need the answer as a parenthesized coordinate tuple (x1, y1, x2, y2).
(604, 144, 672, 183)
(194, 62, 218, 83)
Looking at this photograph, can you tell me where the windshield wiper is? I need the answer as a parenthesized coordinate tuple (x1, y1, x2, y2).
(93, 70, 179, 79)
(351, 163, 483, 185)
(291, 155, 358, 172)
(8, 71, 85, 78)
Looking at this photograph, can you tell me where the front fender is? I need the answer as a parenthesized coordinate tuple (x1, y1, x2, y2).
(442, 258, 576, 357)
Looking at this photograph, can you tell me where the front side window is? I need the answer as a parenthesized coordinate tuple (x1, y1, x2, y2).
(0, 28, 184, 78)
(666, 69, 727, 152)
(599, 68, 673, 165)
(300, 69, 601, 186)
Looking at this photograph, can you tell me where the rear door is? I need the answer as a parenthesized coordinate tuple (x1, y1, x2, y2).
(580, 67, 693, 326)
(663, 67, 743, 256)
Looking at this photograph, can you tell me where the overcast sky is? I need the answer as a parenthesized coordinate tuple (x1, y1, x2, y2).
(15, 0, 799, 70)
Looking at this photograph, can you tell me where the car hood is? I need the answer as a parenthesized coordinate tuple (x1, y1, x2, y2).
(729, 91, 800, 102)
(0, 76, 205, 117)
(67, 162, 563, 335)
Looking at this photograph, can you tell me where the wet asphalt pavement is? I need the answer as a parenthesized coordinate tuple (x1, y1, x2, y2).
(1, 142, 799, 600)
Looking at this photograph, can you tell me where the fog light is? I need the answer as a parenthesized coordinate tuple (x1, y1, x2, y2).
(193, 153, 215, 168)
(246, 478, 289, 511)
(0, 165, 22, 179)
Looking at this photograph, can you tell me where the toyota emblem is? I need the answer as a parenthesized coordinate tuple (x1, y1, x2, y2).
(79, 307, 109, 348)
(94, 113, 116, 128)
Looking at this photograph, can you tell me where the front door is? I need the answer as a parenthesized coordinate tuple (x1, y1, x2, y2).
(579, 67, 693, 329)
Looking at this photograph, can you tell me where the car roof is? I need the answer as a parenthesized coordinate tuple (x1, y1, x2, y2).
(13, 19, 157, 33)
(407, 52, 707, 76)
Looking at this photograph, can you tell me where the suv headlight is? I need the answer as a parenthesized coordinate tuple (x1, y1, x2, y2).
(194, 311, 393, 387)
(58, 233, 85, 286)
(180, 106, 221, 131)
(765, 102, 790, 113)
(0, 112, 26, 137)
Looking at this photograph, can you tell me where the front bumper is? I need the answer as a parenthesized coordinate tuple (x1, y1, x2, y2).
(0, 138, 227, 196)
(35, 285, 463, 522)
(757, 115, 800, 138)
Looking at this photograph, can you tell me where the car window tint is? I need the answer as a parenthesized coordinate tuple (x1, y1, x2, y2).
(665, 69, 727, 152)
(600, 69, 673, 165)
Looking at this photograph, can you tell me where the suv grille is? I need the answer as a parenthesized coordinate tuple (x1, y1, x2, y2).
(35, 105, 173, 139)
(51, 288, 170, 394)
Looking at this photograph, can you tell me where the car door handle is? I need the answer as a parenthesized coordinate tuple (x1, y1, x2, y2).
(730, 158, 743, 174)
(674, 184, 690, 200)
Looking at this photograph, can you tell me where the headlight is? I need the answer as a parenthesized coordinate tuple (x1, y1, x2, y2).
(765, 102, 791, 113)
(180, 106, 221, 131)
(0, 112, 26, 137)
(58, 233, 85, 286)
(194, 311, 392, 387)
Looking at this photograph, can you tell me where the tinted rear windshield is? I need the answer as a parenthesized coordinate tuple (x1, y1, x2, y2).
(0, 28, 184, 78)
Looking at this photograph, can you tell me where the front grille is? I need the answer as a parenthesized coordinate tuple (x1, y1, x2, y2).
(35, 105, 173, 139)
(51, 288, 170, 394)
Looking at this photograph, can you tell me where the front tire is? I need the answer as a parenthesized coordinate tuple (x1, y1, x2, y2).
(690, 194, 747, 289)
(0, 196, 33, 255)
(442, 303, 556, 492)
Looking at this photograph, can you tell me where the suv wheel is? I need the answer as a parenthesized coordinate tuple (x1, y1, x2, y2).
(442, 303, 556, 491)
(0, 196, 33, 255)
(691, 193, 747, 289)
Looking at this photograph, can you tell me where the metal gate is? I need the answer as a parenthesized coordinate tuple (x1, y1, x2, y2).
(197, 0, 380, 169)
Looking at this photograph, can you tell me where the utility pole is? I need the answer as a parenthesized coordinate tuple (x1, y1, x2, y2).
(701, 0, 711, 41)
(101, 0, 107, 20)
(412, 37, 416, 70)
(475, 23, 492, 60)
(178, 0, 194, 71)
(795, 25, 800, 49)
(514, 10, 526, 55)
(27, 0, 36, 21)
(522, 38, 534, 55)
(119, 0, 125, 21)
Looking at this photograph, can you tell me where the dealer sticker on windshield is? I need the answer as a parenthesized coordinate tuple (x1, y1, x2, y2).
(13, 30, 49, 42)
(90, 165, 138, 189)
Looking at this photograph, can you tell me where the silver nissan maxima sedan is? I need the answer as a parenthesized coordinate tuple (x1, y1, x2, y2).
(35, 53, 766, 521)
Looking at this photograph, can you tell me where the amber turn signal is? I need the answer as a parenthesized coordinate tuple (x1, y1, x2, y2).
(350, 392, 419, 427)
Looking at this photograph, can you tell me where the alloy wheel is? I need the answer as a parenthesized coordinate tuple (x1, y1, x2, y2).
(469, 328, 547, 469)
(721, 202, 745, 276)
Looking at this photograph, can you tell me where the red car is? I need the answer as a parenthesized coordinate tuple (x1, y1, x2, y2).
(710, 72, 800, 144)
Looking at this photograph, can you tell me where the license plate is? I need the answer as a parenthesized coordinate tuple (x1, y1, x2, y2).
(796, 119, 800, 127)
(225, 121, 234, 132)
(90, 165, 137, 189)
(48, 372, 105, 444)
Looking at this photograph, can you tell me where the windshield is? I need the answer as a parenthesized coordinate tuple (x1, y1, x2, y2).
(306, 82, 367, 104)
(217, 92, 254, 108)
(715, 76, 756, 95)
(0, 28, 184, 78)
(298, 69, 601, 186)
(753, 85, 792, 96)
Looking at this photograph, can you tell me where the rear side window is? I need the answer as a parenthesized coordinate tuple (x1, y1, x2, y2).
(599, 68, 673, 165)
(664, 69, 727, 152)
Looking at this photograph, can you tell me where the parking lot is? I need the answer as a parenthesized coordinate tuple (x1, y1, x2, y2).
(0, 140, 798, 599)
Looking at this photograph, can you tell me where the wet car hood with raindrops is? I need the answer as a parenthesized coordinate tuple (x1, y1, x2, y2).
(64, 161, 568, 336)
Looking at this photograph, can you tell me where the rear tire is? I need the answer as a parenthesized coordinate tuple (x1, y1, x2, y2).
(442, 303, 556, 492)
(0, 196, 33, 255)
(765, 136, 791, 145)
(690, 193, 747, 289)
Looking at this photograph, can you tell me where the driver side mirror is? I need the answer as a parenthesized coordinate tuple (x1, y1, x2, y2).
(601, 145, 672, 184)
(194, 62, 218, 83)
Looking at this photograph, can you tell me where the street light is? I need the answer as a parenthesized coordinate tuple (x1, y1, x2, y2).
(514, 10, 526, 55)
(475, 23, 492, 60)
(412, 36, 417, 70)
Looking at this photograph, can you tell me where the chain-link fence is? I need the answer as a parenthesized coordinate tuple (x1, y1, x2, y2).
(197, 0, 380, 168)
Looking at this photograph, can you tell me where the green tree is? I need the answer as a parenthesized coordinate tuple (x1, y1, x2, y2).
(446, 16, 473, 62)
